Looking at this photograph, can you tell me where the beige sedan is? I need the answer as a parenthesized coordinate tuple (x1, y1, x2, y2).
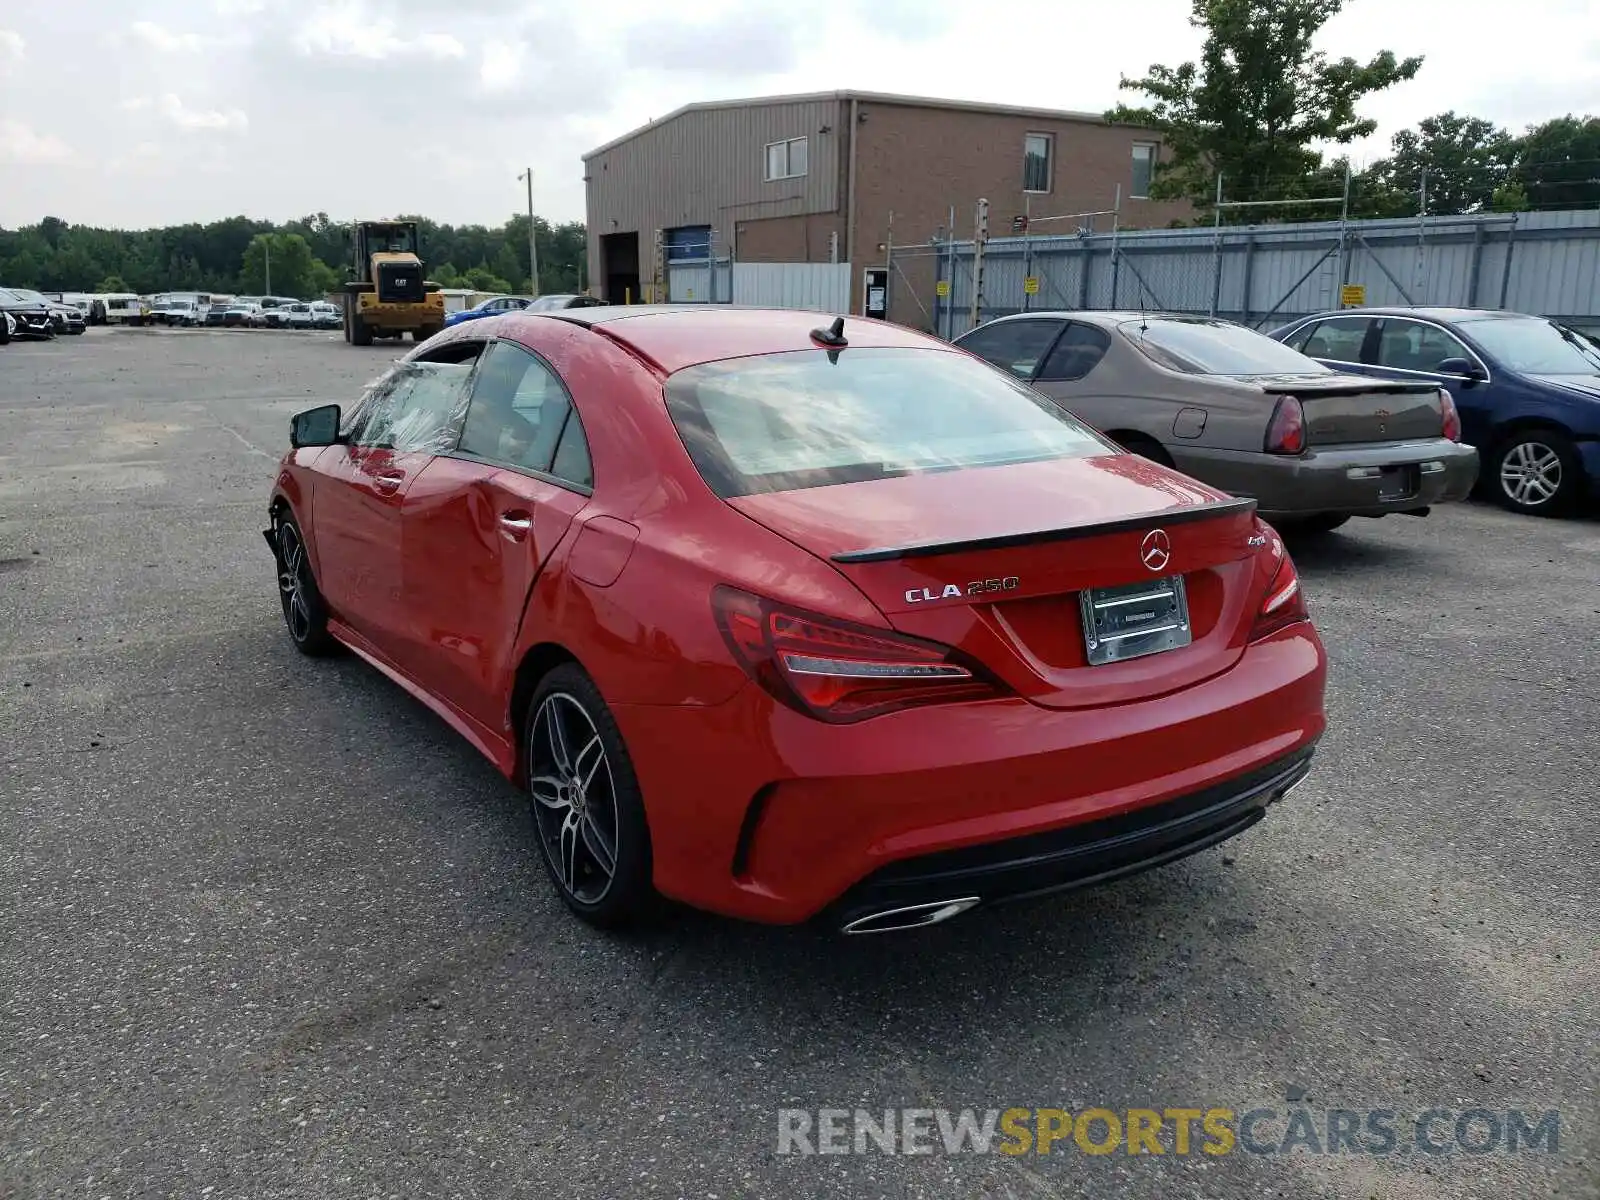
(954, 311, 1480, 533)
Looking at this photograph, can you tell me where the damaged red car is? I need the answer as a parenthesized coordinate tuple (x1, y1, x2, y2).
(265, 306, 1327, 933)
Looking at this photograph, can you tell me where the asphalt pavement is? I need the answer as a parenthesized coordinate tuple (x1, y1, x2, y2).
(1, 327, 1595, 1200)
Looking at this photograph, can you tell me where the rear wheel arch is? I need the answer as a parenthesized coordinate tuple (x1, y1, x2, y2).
(510, 642, 583, 774)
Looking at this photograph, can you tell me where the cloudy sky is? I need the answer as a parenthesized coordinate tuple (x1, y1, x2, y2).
(1, 0, 1596, 231)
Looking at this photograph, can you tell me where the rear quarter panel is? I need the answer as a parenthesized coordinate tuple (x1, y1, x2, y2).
(499, 319, 888, 713)
(1052, 335, 1271, 454)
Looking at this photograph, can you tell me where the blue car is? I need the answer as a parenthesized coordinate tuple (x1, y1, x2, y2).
(1271, 307, 1600, 515)
(444, 295, 537, 328)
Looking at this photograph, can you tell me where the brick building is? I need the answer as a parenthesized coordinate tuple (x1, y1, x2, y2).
(582, 90, 1190, 326)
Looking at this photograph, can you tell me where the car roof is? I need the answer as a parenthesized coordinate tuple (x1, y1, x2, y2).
(962, 310, 1239, 332)
(1288, 305, 1537, 324)
(512, 305, 940, 374)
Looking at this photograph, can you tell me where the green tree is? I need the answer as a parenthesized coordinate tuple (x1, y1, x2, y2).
(1512, 114, 1600, 209)
(0, 212, 590, 297)
(95, 275, 130, 293)
(240, 232, 331, 298)
(1108, 0, 1423, 212)
(1368, 111, 1516, 215)
(463, 266, 513, 294)
(1490, 180, 1531, 213)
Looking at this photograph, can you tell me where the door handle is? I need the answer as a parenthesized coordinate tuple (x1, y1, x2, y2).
(373, 471, 405, 493)
(499, 511, 533, 539)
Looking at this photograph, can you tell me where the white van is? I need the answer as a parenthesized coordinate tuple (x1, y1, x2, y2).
(99, 294, 150, 325)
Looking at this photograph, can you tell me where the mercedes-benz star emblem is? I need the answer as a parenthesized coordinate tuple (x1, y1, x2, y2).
(1140, 528, 1172, 572)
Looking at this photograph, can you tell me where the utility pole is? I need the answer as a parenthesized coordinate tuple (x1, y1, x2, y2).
(1414, 168, 1429, 300)
(970, 198, 989, 332)
(518, 168, 541, 298)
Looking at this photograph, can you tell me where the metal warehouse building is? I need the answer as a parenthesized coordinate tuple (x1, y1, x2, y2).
(582, 90, 1188, 324)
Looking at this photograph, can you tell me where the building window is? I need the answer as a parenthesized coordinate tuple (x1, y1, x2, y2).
(765, 136, 808, 181)
(1131, 142, 1158, 199)
(1023, 133, 1052, 194)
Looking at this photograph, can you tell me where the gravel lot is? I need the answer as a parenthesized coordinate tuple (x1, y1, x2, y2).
(1, 327, 1596, 1200)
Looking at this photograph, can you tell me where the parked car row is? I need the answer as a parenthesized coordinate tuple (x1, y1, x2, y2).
(156, 295, 343, 330)
(952, 304, 1600, 520)
(0, 286, 86, 342)
(444, 292, 607, 328)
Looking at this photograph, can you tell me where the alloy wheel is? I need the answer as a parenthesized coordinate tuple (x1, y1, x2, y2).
(276, 523, 312, 642)
(1499, 441, 1562, 508)
(528, 692, 620, 905)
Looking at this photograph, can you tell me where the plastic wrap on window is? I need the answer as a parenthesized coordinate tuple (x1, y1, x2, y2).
(382, 360, 477, 453)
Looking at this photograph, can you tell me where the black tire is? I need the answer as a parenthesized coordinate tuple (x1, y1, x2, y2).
(0, 318, 10, 346)
(415, 324, 442, 343)
(273, 514, 338, 656)
(524, 663, 655, 928)
(1487, 429, 1583, 516)
(1112, 433, 1175, 468)
(1276, 513, 1351, 535)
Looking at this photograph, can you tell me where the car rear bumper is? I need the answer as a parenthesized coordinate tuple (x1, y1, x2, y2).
(1172, 439, 1479, 518)
(612, 620, 1327, 926)
(829, 745, 1314, 932)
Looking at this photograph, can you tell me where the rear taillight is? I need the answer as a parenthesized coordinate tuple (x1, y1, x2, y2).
(1250, 528, 1310, 641)
(1264, 395, 1306, 455)
(711, 586, 1004, 723)
(1439, 388, 1462, 442)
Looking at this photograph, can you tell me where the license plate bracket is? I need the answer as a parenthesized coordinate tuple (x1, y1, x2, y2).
(1079, 575, 1193, 666)
(1378, 465, 1419, 501)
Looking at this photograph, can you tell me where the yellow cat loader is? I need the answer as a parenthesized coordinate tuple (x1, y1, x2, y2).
(341, 219, 445, 345)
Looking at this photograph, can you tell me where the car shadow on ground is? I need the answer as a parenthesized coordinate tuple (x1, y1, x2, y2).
(1275, 523, 1432, 575)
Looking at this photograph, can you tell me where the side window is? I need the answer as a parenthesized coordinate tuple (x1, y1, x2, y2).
(549, 412, 593, 490)
(1037, 323, 1112, 381)
(384, 360, 477, 452)
(1375, 320, 1471, 373)
(457, 340, 576, 478)
(1295, 316, 1371, 363)
(957, 319, 1067, 380)
(343, 367, 402, 445)
(348, 346, 481, 450)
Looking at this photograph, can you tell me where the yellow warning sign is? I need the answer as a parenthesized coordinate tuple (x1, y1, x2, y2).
(1339, 284, 1366, 307)
(1023, 276, 1041, 295)
(935, 280, 951, 297)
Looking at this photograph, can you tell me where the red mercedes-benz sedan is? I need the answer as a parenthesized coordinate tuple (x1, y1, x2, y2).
(264, 306, 1327, 933)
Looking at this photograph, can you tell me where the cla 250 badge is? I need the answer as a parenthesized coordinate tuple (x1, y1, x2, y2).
(905, 576, 1020, 604)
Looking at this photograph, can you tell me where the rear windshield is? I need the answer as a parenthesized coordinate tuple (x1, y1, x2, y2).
(663, 347, 1110, 498)
(1122, 318, 1332, 376)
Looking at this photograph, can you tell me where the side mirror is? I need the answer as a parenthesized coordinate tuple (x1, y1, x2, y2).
(290, 404, 342, 448)
(1437, 357, 1485, 385)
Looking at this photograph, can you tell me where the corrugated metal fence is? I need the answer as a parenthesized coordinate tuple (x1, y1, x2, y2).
(917, 209, 1600, 340)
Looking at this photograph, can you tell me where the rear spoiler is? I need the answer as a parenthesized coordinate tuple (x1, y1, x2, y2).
(831, 496, 1257, 564)
(1260, 379, 1439, 397)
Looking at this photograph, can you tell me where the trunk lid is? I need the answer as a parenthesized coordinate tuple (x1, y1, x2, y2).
(1249, 372, 1443, 444)
(728, 455, 1274, 710)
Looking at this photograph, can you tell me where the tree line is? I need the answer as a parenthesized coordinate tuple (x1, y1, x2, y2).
(1110, 0, 1600, 223)
(0, 212, 587, 299)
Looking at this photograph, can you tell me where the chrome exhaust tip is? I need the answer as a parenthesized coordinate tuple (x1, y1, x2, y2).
(840, 897, 981, 935)
(1274, 770, 1312, 803)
